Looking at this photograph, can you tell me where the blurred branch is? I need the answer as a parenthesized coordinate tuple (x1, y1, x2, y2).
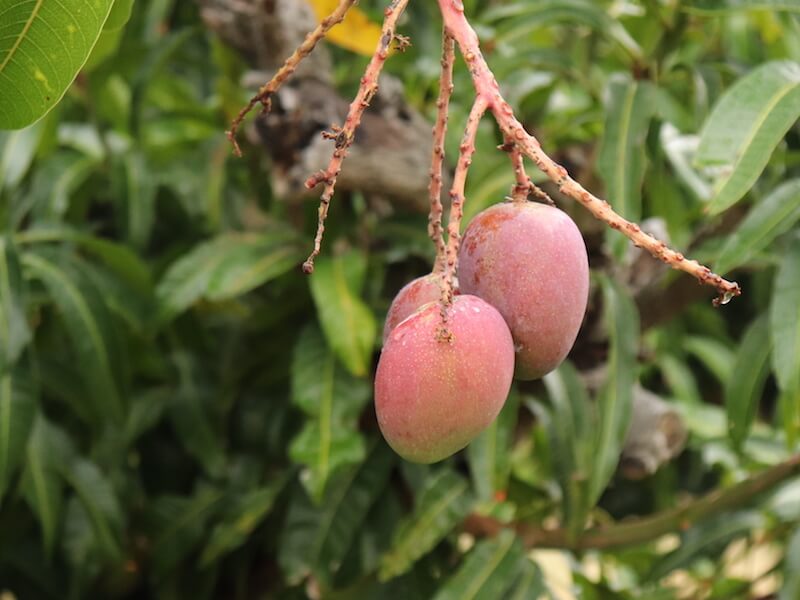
(465, 454, 800, 550)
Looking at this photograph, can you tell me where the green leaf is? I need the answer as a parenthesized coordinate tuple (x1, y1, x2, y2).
(104, 0, 134, 30)
(726, 315, 772, 449)
(0, 369, 35, 502)
(543, 361, 594, 537)
(156, 231, 300, 321)
(0, 236, 31, 371)
(0, 0, 118, 129)
(61, 458, 124, 564)
(780, 526, 800, 600)
(591, 276, 639, 503)
(0, 120, 44, 189)
(280, 443, 394, 584)
(432, 530, 527, 600)
(309, 252, 377, 377)
(468, 389, 519, 502)
(379, 470, 475, 581)
(21, 416, 72, 557)
(684, 336, 736, 384)
(200, 477, 287, 566)
(684, 0, 800, 14)
(289, 326, 370, 502)
(714, 179, 800, 274)
(149, 488, 225, 580)
(597, 76, 655, 257)
(696, 61, 800, 214)
(771, 237, 800, 394)
(22, 250, 125, 424)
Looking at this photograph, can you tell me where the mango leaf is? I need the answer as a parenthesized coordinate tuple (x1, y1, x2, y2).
(0, 236, 31, 371)
(780, 526, 800, 600)
(22, 251, 125, 425)
(21, 416, 72, 557)
(379, 470, 475, 581)
(289, 326, 370, 502)
(148, 487, 225, 580)
(309, 252, 377, 377)
(684, 0, 800, 14)
(61, 458, 125, 564)
(695, 61, 800, 214)
(506, 560, 547, 600)
(726, 315, 772, 449)
(0, 0, 117, 129)
(308, 0, 383, 56)
(714, 179, 800, 274)
(468, 389, 519, 502)
(543, 361, 594, 537)
(597, 76, 655, 257)
(104, 0, 134, 30)
(590, 276, 639, 503)
(770, 237, 800, 393)
(0, 369, 35, 502)
(200, 477, 288, 566)
(156, 232, 300, 321)
(279, 443, 393, 584)
(432, 530, 527, 600)
(0, 120, 44, 189)
(684, 336, 736, 384)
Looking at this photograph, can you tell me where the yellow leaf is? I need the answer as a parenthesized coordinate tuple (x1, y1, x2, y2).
(308, 0, 383, 56)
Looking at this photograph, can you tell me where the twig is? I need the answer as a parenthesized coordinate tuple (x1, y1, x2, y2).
(437, 0, 741, 306)
(465, 454, 800, 550)
(301, 0, 411, 274)
(437, 96, 487, 338)
(428, 31, 455, 274)
(499, 140, 554, 205)
(226, 0, 357, 156)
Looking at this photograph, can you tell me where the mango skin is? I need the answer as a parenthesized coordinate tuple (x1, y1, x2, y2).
(375, 295, 514, 463)
(382, 273, 442, 344)
(458, 201, 589, 380)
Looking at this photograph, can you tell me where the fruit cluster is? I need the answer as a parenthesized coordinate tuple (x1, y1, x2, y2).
(375, 200, 590, 463)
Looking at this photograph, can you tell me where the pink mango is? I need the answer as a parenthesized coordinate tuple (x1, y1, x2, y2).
(458, 201, 589, 380)
(382, 273, 442, 344)
(375, 295, 514, 463)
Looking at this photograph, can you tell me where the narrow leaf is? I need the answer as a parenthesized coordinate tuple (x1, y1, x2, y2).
(379, 470, 475, 581)
(696, 61, 800, 214)
(591, 277, 639, 503)
(0, 236, 31, 371)
(0, 369, 35, 502)
(0, 0, 117, 128)
(715, 179, 800, 274)
(201, 477, 287, 566)
(684, 336, 735, 384)
(468, 389, 519, 502)
(433, 530, 526, 600)
(598, 76, 655, 257)
(22, 251, 125, 424)
(771, 237, 800, 393)
(726, 315, 772, 449)
(780, 526, 800, 600)
(0, 120, 44, 189)
(309, 252, 377, 377)
(289, 326, 370, 501)
(685, 0, 800, 14)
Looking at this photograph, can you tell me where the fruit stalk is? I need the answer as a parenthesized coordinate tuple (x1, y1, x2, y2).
(226, 0, 357, 156)
(438, 96, 487, 333)
(427, 31, 456, 275)
(301, 0, 411, 274)
(438, 0, 741, 305)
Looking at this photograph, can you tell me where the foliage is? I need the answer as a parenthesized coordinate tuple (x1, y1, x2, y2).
(0, 0, 799, 597)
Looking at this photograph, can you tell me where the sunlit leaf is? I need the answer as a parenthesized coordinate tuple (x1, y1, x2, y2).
(309, 252, 377, 377)
(379, 470, 475, 581)
(308, 0, 383, 56)
(598, 76, 655, 257)
(432, 530, 527, 600)
(0, 369, 35, 502)
(0, 0, 117, 129)
(696, 61, 800, 214)
(726, 315, 772, 449)
(714, 179, 800, 274)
